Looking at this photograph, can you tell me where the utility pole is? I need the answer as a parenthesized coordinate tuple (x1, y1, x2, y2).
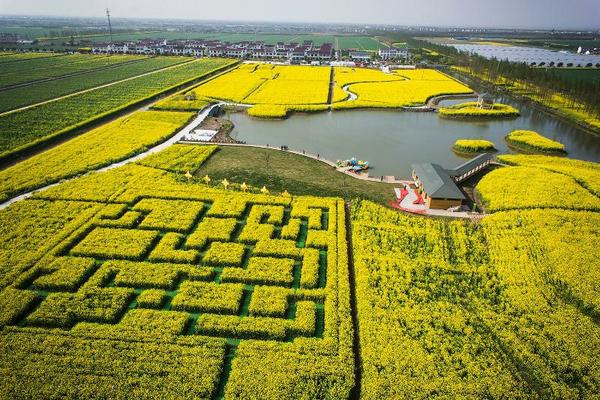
(106, 8, 113, 44)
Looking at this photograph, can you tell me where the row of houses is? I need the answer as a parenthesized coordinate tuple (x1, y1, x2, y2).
(348, 48, 408, 61)
(92, 39, 335, 60)
(91, 39, 410, 61)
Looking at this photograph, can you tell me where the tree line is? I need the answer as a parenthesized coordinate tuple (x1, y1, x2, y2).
(408, 37, 600, 119)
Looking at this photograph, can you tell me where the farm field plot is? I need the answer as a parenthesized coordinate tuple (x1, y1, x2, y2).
(36, 31, 380, 47)
(0, 52, 61, 63)
(498, 154, 600, 196)
(191, 63, 331, 116)
(548, 68, 600, 84)
(0, 111, 194, 203)
(332, 68, 473, 109)
(0, 58, 235, 159)
(336, 36, 388, 50)
(0, 155, 353, 398)
(476, 161, 600, 212)
(0, 56, 192, 113)
(352, 196, 600, 399)
(0, 53, 146, 88)
(191, 64, 472, 117)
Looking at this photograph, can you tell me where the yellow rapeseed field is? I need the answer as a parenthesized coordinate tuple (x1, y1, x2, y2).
(333, 68, 472, 109)
(189, 64, 473, 116)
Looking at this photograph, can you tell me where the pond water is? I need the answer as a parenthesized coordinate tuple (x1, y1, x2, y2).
(225, 88, 600, 179)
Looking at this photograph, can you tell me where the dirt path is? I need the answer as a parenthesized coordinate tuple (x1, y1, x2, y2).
(345, 201, 363, 400)
(0, 59, 199, 117)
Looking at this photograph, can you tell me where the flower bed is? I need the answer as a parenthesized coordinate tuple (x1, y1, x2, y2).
(438, 102, 520, 118)
(505, 130, 567, 154)
(452, 139, 497, 153)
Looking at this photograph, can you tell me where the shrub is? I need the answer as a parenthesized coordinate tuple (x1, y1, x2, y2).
(280, 218, 302, 241)
(238, 223, 275, 244)
(300, 249, 321, 289)
(27, 287, 133, 328)
(221, 257, 295, 287)
(134, 199, 205, 233)
(70, 228, 159, 261)
(439, 102, 520, 118)
(171, 281, 244, 314)
(196, 314, 288, 340)
(202, 242, 246, 266)
(32, 257, 96, 291)
(248, 286, 289, 318)
(148, 233, 199, 264)
(247, 205, 285, 225)
(253, 239, 303, 259)
(0, 288, 38, 326)
(453, 139, 496, 153)
(289, 301, 317, 336)
(186, 217, 238, 249)
(111, 260, 182, 290)
(136, 289, 168, 309)
(505, 130, 566, 154)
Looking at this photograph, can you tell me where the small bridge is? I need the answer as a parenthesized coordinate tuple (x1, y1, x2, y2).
(446, 153, 495, 183)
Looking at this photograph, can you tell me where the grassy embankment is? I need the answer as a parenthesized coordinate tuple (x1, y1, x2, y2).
(195, 146, 395, 205)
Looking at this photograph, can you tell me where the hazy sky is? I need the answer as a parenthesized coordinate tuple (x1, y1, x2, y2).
(2, 0, 599, 29)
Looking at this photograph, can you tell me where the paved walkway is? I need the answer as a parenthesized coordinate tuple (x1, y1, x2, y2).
(341, 84, 358, 101)
(392, 186, 481, 219)
(426, 93, 477, 109)
(0, 104, 219, 210)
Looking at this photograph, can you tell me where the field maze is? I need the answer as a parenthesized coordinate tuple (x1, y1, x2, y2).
(1, 186, 353, 398)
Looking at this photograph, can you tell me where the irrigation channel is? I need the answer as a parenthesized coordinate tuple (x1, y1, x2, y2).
(225, 92, 600, 178)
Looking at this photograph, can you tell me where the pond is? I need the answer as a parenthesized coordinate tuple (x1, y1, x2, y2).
(225, 91, 600, 179)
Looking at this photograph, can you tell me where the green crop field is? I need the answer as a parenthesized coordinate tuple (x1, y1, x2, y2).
(0, 58, 235, 159)
(547, 68, 600, 84)
(33, 31, 385, 48)
(336, 36, 388, 50)
(0, 56, 192, 113)
(0, 26, 55, 38)
(0, 52, 61, 63)
(0, 53, 146, 88)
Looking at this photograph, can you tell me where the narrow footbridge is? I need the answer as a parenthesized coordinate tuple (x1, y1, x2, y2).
(446, 152, 495, 183)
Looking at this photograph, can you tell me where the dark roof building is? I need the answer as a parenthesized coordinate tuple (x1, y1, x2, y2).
(412, 163, 465, 201)
(411, 153, 495, 209)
